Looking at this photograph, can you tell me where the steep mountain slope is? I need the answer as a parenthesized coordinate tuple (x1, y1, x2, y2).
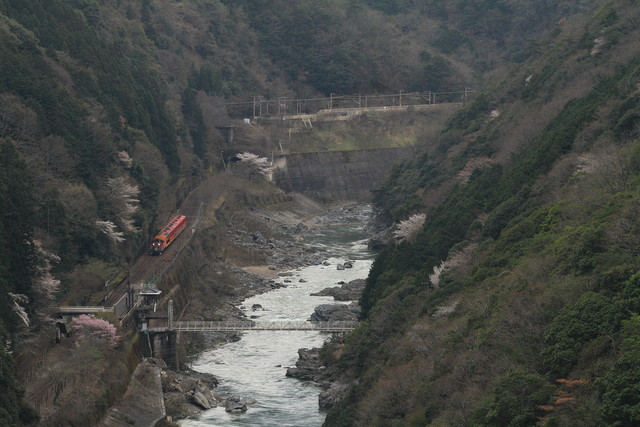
(321, 0, 640, 425)
(0, 0, 612, 424)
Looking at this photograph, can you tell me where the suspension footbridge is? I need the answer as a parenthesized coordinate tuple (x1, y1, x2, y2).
(154, 320, 358, 333)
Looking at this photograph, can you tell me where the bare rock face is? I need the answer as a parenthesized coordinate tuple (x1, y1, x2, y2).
(100, 358, 167, 427)
(367, 225, 395, 249)
(286, 348, 325, 382)
(319, 383, 350, 409)
(162, 367, 220, 418)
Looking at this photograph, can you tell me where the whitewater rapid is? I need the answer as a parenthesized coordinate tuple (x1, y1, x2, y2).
(179, 223, 374, 427)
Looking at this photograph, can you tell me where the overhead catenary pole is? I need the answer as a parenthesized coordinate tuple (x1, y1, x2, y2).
(218, 88, 473, 119)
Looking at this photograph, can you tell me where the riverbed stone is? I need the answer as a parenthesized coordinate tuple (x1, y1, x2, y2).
(224, 396, 249, 412)
(165, 201, 374, 422)
(309, 303, 360, 321)
(190, 390, 212, 409)
(311, 279, 365, 301)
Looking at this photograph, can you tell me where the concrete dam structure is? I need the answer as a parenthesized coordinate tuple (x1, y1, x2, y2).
(273, 146, 416, 201)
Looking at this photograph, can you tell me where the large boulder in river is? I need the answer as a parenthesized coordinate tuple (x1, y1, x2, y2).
(224, 395, 253, 412)
(190, 390, 214, 410)
(162, 366, 220, 418)
(309, 303, 360, 321)
(286, 348, 329, 382)
(311, 279, 365, 301)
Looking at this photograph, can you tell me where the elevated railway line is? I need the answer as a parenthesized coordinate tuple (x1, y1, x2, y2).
(223, 90, 473, 121)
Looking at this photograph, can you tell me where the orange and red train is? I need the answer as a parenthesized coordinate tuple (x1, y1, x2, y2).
(150, 215, 187, 255)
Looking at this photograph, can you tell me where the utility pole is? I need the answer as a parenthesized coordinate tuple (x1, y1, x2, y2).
(221, 151, 227, 172)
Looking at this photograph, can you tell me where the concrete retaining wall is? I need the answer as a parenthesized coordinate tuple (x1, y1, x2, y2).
(273, 147, 416, 201)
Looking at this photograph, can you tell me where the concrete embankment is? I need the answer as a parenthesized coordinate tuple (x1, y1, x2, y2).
(273, 146, 416, 201)
(100, 359, 166, 426)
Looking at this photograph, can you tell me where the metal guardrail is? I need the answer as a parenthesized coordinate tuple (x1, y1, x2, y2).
(224, 90, 474, 118)
(258, 103, 452, 122)
(167, 320, 358, 332)
(57, 306, 115, 314)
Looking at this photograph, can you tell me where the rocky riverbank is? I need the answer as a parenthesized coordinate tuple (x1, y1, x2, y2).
(285, 277, 368, 410)
(160, 200, 374, 422)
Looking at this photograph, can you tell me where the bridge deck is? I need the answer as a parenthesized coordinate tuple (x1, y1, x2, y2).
(151, 320, 358, 332)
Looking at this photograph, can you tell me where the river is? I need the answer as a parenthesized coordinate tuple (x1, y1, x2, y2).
(179, 221, 375, 427)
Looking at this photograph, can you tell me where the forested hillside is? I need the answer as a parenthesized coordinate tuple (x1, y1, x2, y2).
(321, 0, 640, 425)
(0, 0, 620, 425)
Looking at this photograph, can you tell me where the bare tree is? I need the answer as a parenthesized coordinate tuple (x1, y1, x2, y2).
(584, 140, 635, 194)
(0, 93, 38, 142)
(59, 183, 98, 232)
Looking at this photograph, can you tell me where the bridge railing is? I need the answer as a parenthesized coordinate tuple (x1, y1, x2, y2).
(57, 306, 115, 314)
(169, 320, 358, 332)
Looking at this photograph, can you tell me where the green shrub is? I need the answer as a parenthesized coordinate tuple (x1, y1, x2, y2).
(471, 370, 554, 427)
(599, 314, 640, 425)
(542, 292, 621, 377)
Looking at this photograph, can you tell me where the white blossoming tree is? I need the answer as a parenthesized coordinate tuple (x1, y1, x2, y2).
(96, 220, 125, 243)
(116, 150, 134, 168)
(106, 177, 140, 232)
(33, 242, 61, 302)
(97, 176, 140, 243)
(236, 152, 272, 180)
(10, 242, 62, 327)
(429, 243, 478, 287)
(393, 213, 426, 243)
(9, 293, 29, 327)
